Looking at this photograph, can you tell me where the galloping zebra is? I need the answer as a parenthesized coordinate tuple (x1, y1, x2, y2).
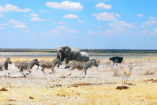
(39, 58, 62, 74)
(0, 57, 12, 71)
(15, 59, 39, 77)
(67, 59, 99, 77)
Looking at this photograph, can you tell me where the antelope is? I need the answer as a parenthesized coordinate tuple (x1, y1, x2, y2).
(122, 63, 133, 84)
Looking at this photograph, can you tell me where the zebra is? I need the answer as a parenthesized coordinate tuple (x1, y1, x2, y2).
(15, 59, 39, 77)
(39, 58, 62, 74)
(67, 59, 99, 77)
(0, 57, 12, 71)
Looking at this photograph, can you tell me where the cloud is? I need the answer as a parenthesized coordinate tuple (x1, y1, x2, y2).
(54, 21, 66, 25)
(109, 21, 135, 29)
(88, 21, 135, 36)
(0, 14, 4, 17)
(142, 20, 157, 28)
(96, 2, 112, 9)
(150, 28, 157, 35)
(104, 21, 135, 35)
(46, 1, 83, 11)
(93, 12, 120, 21)
(77, 19, 84, 23)
(31, 17, 43, 22)
(149, 17, 157, 20)
(10, 20, 27, 29)
(30, 13, 38, 17)
(0, 27, 3, 30)
(137, 14, 144, 17)
(43, 26, 78, 36)
(64, 14, 78, 19)
(40, 9, 49, 13)
(0, 4, 31, 13)
(30, 13, 44, 22)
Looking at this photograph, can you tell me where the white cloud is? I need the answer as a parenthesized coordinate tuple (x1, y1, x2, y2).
(46, 1, 83, 11)
(150, 28, 157, 35)
(31, 17, 43, 22)
(93, 12, 120, 21)
(40, 9, 48, 13)
(30, 13, 38, 17)
(0, 27, 3, 30)
(77, 19, 84, 23)
(54, 21, 66, 25)
(96, 2, 112, 9)
(149, 17, 157, 20)
(142, 20, 157, 28)
(43, 26, 78, 36)
(137, 14, 144, 17)
(64, 14, 78, 19)
(109, 21, 135, 29)
(1, 23, 8, 26)
(0, 14, 4, 17)
(104, 21, 135, 35)
(0, 4, 31, 13)
(30, 13, 44, 22)
(88, 21, 135, 36)
(10, 20, 27, 29)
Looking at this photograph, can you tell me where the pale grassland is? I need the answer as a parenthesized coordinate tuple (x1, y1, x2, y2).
(0, 56, 156, 105)
(0, 56, 56, 63)
(0, 80, 156, 105)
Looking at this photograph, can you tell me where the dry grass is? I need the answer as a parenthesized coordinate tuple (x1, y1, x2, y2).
(0, 80, 156, 105)
(116, 86, 129, 90)
(0, 57, 56, 63)
(0, 56, 156, 104)
(71, 83, 93, 87)
(144, 70, 155, 75)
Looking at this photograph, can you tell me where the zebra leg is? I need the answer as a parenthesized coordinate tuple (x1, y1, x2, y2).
(49, 67, 55, 74)
(84, 70, 87, 77)
(26, 69, 32, 75)
(79, 70, 84, 78)
(19, 68, 26, 78)
(67, 67, 75, 76)
(36, 66, 39, 70)
(41, 68, 45, 74)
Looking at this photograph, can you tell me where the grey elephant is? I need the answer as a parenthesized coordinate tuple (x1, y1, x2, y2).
(57, 46, 89, 68)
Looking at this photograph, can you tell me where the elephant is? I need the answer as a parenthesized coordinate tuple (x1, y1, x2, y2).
(57, 46, 89, 68)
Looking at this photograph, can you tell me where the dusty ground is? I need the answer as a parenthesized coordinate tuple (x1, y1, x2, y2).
(0, 56, 157, 105)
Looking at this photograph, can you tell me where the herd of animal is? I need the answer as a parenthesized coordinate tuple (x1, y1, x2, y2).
(0, 46, 133, 84)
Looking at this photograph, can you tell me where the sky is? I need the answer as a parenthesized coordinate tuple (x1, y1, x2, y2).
(0, 0, 157, 49)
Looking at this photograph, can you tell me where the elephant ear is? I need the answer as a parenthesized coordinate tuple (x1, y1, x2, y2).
(64, 47, 71, 57)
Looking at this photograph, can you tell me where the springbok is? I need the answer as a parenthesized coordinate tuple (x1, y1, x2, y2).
(122, 63, 133, 84)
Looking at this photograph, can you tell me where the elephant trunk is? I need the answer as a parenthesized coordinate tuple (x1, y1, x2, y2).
(57, 52, 65, 62)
